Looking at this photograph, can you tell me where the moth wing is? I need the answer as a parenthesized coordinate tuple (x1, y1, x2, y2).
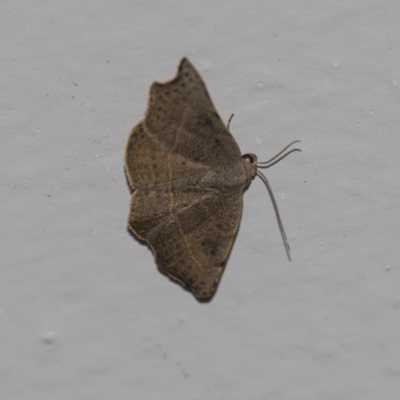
(125, 122, 210, 190)
(129, 188, 243, 300)
(143, 58, 242, 167)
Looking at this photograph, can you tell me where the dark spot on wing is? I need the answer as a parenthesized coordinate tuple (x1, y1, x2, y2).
(197, 115, 212, 126)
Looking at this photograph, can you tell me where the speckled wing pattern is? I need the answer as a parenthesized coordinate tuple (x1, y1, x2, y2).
(125, 58, 246, 300)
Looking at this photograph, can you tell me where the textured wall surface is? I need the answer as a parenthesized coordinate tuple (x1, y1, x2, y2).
(1, 1, 400, 399)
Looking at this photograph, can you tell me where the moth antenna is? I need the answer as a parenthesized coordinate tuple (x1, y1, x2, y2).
(256, 169, 291, 261)
(257, 140, 301, 167)
(227, 113, 235, 130)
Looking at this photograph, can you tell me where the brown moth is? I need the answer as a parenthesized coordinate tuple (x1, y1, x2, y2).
(125, 58, 298, 301)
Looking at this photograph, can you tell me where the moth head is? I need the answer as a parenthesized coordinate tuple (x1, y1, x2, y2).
(241, 153, 258, 183)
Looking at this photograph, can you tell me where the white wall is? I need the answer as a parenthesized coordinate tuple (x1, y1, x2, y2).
(1, 0, 400, 399)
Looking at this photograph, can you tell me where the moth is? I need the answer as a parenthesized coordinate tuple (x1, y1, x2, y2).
(125, 58, 298, 300)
